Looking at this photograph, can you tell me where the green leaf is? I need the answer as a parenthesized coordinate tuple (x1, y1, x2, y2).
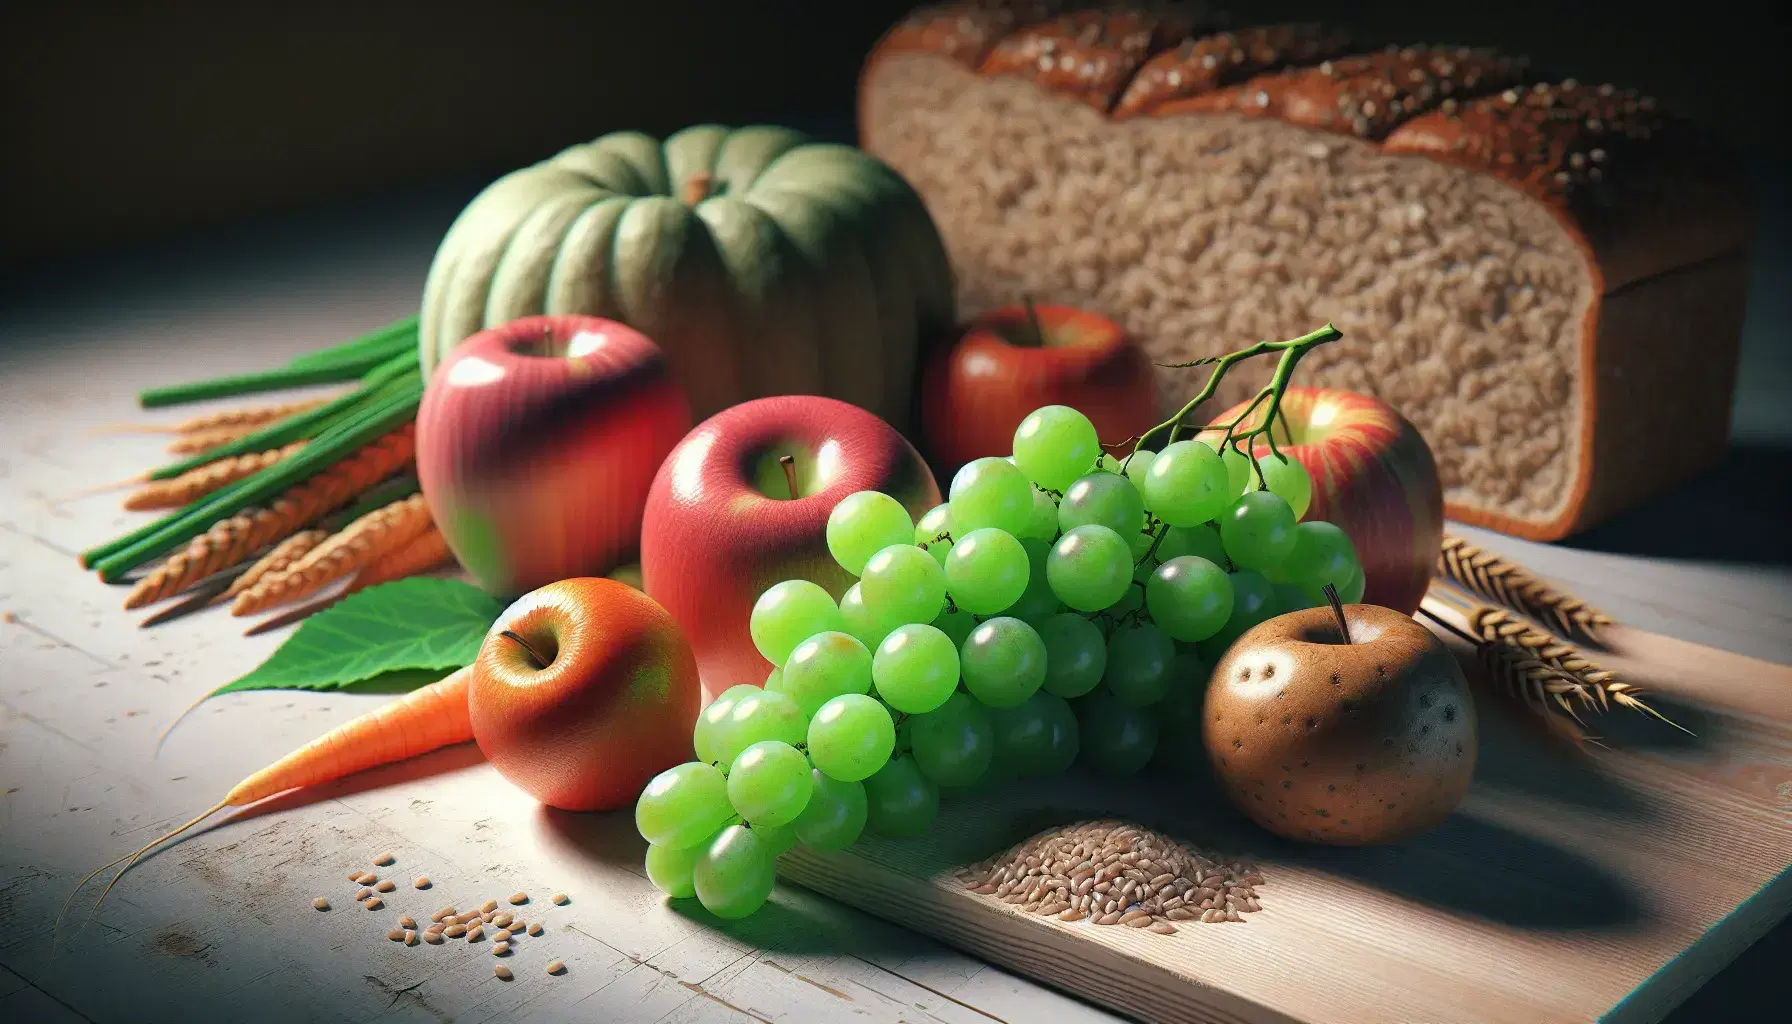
(215, 578, 503, 696)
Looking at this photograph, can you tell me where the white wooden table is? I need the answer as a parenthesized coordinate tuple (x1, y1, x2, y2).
(2, 180, 1787, 1024)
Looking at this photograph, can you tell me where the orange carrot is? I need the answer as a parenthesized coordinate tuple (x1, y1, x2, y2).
(62, 666, 474, 933)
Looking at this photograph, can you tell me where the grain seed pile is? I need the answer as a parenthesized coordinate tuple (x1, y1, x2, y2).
(314, 851, 574, 979)
(955, 820, 1264, 934)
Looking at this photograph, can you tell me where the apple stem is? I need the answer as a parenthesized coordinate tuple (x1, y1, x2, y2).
(1322, 584, 1352, 644)
(1018, 294, 1045, 348)
(779, 455, 799, 500)
(499, 629, 551, 670)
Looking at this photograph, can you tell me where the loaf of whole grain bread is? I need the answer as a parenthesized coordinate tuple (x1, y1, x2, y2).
(859, 2, 1752, 541)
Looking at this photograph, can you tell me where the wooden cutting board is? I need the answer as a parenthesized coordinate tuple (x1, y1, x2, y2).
(780, 590, 1792, 1024)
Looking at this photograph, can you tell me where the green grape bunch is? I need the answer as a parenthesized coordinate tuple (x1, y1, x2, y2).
(635, 322, 1361, 920)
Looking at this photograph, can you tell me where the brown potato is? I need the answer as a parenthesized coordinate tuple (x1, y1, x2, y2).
(1202, 603, 1475, 845)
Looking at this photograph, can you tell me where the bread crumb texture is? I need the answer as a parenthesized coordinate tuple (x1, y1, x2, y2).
(864, 55, 1591, 523)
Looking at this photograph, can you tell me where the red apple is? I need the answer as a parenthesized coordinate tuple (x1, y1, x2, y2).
(922, 302, 1158, 473)
(417, 314, 691, 597)
(1200, 387, 1442, 615)
(641, 396, 940, 702)
(469, 577, 701, 811)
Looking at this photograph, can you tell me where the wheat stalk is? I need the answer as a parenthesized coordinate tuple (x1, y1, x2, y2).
(122, 442, 306, 511)
(1437, 534, 1616, 644)
(166, 398, 328, 435)
(121, 425, 415, 608)
(231, 493, 432, 615)
(220, 529, 329, 601)
(1465, 605, 1690, 734)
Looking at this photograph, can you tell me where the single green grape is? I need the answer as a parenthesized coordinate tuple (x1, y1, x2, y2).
(645, 838, 711, 898)
(871, 623, 960, 714)
(1037, 612, 1106, 698)
(692, 824, 776, 919)
(806, 693, 896, 782)
(1003, 537, 1063, 620)
(1012, 405, 1101, 491)
(693, 684, 762, 765)
(1146, 555, 1234, 642)
(1274, 582, 1316, 614)
(1247, 453, 1313, 520)
(1323, 563, 1367, 605)
(947, 457, 1034, 537)
(944, 527, 1030, 615)
(726, 740, 813, 828)
(1046, 524, 1132, 612)
(774, 630, 873, 717)
(749, 580, 844, 667)
(1220, 491, 1298, 570)
(914, 502, 953, 566)
(1218, 445, 1252, 499)
(1142, 440, 1230, 528)
(792, 769, 868, 851)
(1020, 486, 1060, 542)
(860, 543, 947, 626)
(930, 605, 980, 648)
(989, 690, 1079, 777)
(1058, 471, 1146, 539)
(1104, 621, 1175, 707)
(1075, 691, 1159, 778)
(827, 490, 915, 576)
(1156, 521, 1229, 567)
(1195, 570, 1278, 663)
(863, 756, 939, 837)
(1121, 449, 1155, 490)
(636, 761, 732, 849)
(1283, 520, 1359, 592)
(840, 582, 903, 652)
(908, 692, 994, 788)
(713, 689, 808, 765)
(959, 616, 1047, 707)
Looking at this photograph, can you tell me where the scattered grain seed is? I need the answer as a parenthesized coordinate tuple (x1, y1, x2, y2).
(480, 911, 496, 924)
(491, 912, 513, 928)
(479, 899, 498, 913)
(1167, 908, 1194, 921)
(509, 891, 529, 905)
(1125, 914, 1153, 928)
(467, 925, 484, 942)
(425, 924, 444, 936)
(491, 929, 510, 942)
(509, 919, 525, 933)
(1096, 912, 1122, 925)
(414, 876, 431, 889)
(547, 961, 565, 975)
(494, 965, 512, 981)
(312, 898, 330, 911)
(387, 929, 406, 941)
(424, 931, 444, 944)
(365, 898, 384, 911)
(345, 871, 361, 881)
(405, 930, 419, 946)
(1149, 921, 1177, 934)
(396, 916, 414, 930)
(375, 880, 396, 893)
(551, 892, 569, 905)
(1202, 909, 1223, 923)
(445, 924, 467, 938)
(493, 941, 510, 955)
(373, 852, 395, 866)
(355, 872, 377, 885)
(527, 923, 543, 937)
(355, 887, 373, 901)
(432, 906, 454, 922)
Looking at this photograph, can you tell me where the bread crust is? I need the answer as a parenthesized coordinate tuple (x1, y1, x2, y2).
(860, 2, 1754, 540)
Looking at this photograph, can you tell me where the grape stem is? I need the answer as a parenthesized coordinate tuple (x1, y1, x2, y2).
(1131, 323, 1342, 489)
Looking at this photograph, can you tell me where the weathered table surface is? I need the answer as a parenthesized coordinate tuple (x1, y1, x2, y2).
(1, 180, 1787, 1024)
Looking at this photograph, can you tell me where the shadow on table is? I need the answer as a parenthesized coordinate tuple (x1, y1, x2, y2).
(537, 804, 645, 872)
(1560, 442, 1792, 565)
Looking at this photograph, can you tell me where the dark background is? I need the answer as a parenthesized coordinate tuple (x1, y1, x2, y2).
(0, 2, 1786, 1021)
(1, 0, 1787, 273)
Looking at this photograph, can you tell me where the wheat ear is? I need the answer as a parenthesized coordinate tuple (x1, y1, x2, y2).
(231, 493, 432, 615)
(123, 442, 306, 511)
(239, 525, 453, 636)
(164, 424, 259, 456)
(167, 398, 328, 434)
(219, 529, 330, 601)
(1437, 534, 1616, 644)
(121, 425, 415, 608)
(1465, 606, 1691, 734)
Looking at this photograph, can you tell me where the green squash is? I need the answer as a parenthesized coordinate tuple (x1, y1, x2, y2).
(419, 124, 956, 429)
